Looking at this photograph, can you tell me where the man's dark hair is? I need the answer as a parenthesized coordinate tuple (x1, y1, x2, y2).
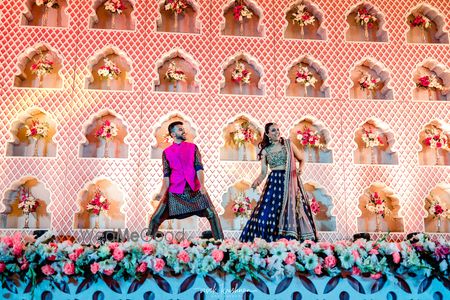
(168, 121, 183, 135)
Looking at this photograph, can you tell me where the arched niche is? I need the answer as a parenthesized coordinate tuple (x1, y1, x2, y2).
(79, 109, 129, 159)
(13, 43, 63, 89)
(303, 181, 336, 231)
(154, 48, 200, 93)
(156, 0, 200, 33)
(412, 59, 449, 101)
(6, 107, 58, 158)
(357, 183, 404, 233)
(406, 4, 449, 44)
(288, 116, 333, 163)
(21, 0, 69, 27)
(219, 114, 263, 161)
(150, 112, 198, 159)
(74, 177, 126, 229)
(220, 180, 259, 230)
(418, 120, 450, 166)
(345, 2, 388, 43)
(85, 46, 133, 91)
(89, 0, 136, 31)
(423, 183, 449, 233)
(283, 0, 327, 40)
(349, 58, 394, 100)
(220, 52, 264, 96)
(353, 118, 398, 165)
(220, 0, 264, 37)
(0, 177, 51, 229)
(285, 56, 330, 98)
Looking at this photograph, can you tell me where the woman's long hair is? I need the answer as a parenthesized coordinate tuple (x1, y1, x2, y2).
(257, 122, 284, 160)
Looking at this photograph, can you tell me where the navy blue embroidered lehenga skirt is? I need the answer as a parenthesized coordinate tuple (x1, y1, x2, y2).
(239, 170, 316, 243)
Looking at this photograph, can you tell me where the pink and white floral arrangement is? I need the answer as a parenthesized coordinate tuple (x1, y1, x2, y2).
(18, 187, 40, 214)
(310, 197, 320, 215)
(35, 0, 59, 9)
(361, 128, 383, 148)
(104, 0, 126, 14)
(95, 120, 118, 141)
(354, 7, 377, 29)
(359, 73, 380, 91)
(30, 53, 54, 77)
(232, 193, 252, 218)
(165, 0, 188, 15)
(97, 58, 121, 80)
(410, 14, 432, 29)
(86, 187, 110, 216)
(233, 0, 253, 22)
(295, 66, 317, 87)
(297, 127, 323, 148)
(231, 61, 251, 85)
(25, 119, 49, 140)
(232, 121, 258, 147)
(423, 127, 448, 149)
(428, 196, 448, 220)
(165, 61, 186, 83)
(416, 75, 444, 91)
(291, 5, 316, 27)
(366, 192, 390, 218)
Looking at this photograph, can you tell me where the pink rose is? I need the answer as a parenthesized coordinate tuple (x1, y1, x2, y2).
(41, 264, 55, 276)
(324, 255, 337, 268)
(180, 240, 191, 248)
(352, 250, 360, 260)
(314, 264, 323, 275)
(63, 262, 75, 275)
(136, 262, 148, 273)
(303, 248, 313, 255)
(153, 258, 165, 272)
(103, 269, 114, 276)
(371, 272, 382, 279)
(211, 249, 224, 263)
(108, 242, 119, 251)
(69, 253, 78, 261)
(369, 248, 379, 255)
(2, 237, 13, 247)
(21, 259, 29, 271)
(177, 250, 190, 263)
(352, 266, 361, 276)
(13, 245, 22, 257)
(392, 252, 401, 264)
(284, 252, 296, 265)
(90, 262, 100, 274)
(112, 248, 124, 261)
(0, 262, 5, 273)
(142, 244, 155, 255)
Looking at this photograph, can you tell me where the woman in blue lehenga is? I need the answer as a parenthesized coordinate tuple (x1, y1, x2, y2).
(239, 123, 317, 242)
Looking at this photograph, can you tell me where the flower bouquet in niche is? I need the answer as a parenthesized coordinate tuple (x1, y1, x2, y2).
(95, 120, 118, 158)
(365, 191, 390, 232)
(232, 121, 258, 160)
(97, 58, 121, 90)
(428, 196, 449, 232)
(165, 0, 188, 30)
(361, 127, 383, 164)
(423, 127, 448, 165)
(310, 197, 320, 215)
(30, 52, 54, 88)
(231, 61, 251, 94)
(354, 7, 377, 41)
(86, 187, 110, 229)
(18, 187, 40, 229)
(232, 192, 252, 229)
(296, 126, 323, 162)
(358, 73, 380, 99)
(291, 4, 316, 38)
(104, 0, 126, 29)
(233, 0, 253, 35)
(35, 0, 59, 26)
(295, 66, 317, 96)
(409, 14, 432, 42)
(25, 119, 49, 157)
(416, 74, 444, 100)
(164, 61, 186, 92)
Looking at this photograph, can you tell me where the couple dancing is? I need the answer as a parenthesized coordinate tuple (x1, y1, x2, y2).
(148, 121, 317, 242)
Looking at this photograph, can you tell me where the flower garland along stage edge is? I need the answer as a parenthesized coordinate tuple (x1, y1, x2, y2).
(0, 232, 448, 296)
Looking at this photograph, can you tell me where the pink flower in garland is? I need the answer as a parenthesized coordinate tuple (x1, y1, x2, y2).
(355, 7, 377, 28)
(165, 0, 188, 15)
(104, 0, 126, 14)
(410, 14, 432, 29)
(41, 264, 55, 276)
(296, 127, 323, 148)
(233, 0, 253, 21)
(153, 258, 165, 272)
(136, 262, 148, 273)
(310, 198, 320, 215)
(90, 262, 100, 274)
(86, 187, 110, 216)
(416, 75, 444, 91)
(63, 262, 75, 275)
(211, 249, 224, 263)
(177, 250, 190, 263)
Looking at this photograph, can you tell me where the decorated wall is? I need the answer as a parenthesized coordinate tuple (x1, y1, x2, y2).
(0, 0, 449, 241)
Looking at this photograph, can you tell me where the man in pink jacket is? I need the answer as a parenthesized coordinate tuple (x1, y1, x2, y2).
(148, 121, 224, 240)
